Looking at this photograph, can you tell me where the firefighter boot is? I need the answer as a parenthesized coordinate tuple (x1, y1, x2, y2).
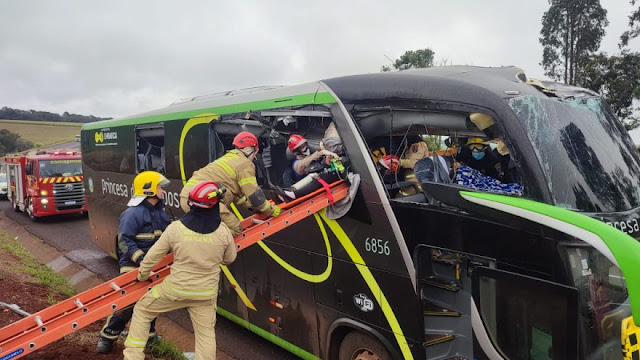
(96, 336, 115, 354)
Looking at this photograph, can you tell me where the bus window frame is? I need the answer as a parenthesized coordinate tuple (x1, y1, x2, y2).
(134, 123, 166, 175)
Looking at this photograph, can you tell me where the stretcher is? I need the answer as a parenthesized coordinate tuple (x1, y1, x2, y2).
(0, 181, 349, 360)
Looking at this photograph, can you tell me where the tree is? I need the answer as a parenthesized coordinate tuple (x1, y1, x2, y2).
(620, 0, 640, 47)
(381, 48, 435, 72)
(540, 0, 608, 85)
(0, 129, 33, 156)
(579, 51, 640, 130)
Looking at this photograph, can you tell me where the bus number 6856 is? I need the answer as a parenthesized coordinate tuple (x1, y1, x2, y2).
(365, 237, 390, 256)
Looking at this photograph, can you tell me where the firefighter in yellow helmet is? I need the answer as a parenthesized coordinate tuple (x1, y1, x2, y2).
(97, 171, 171, 354)
(179, 131, 281, 236)
(124, 181, 236, 360)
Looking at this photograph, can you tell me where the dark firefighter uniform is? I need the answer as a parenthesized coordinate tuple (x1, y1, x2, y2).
(179, 149, 280, 234)
(98, 198, 170, 347)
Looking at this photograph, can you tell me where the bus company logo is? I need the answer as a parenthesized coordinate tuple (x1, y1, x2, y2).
(94, 130, 118, 145)
(353, 293, 374, 312)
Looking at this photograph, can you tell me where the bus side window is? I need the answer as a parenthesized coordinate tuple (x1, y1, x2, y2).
(136, 127, 165, 174)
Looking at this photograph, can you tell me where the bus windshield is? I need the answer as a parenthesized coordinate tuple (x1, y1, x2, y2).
(39, 159, 83, 177)
(509, 95, 640, 212)
(565, 246, 630, 358)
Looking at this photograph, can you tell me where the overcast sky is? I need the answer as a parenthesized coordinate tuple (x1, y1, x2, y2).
(0, 1, 637, 121)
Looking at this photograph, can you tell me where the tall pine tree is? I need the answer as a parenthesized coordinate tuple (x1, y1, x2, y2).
(540, 0, 608, 85)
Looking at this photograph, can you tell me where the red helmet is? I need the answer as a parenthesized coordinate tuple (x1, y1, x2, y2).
(233, 131, 259, 151)
(188, 181, 225, 209)
(288, 134, 307, 152)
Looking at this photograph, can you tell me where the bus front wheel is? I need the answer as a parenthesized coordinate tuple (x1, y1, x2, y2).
(338, 332, 390, 360)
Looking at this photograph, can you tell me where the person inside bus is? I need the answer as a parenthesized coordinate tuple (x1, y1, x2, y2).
(97, 171, 171, 354)
(179, 131, 282, 236)
(456, 137, 505, 180)
(123, 181, 236, 360)
(278, 134, 344, 201)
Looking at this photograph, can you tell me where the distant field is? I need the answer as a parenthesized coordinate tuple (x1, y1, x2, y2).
(0, 119, 81, 147)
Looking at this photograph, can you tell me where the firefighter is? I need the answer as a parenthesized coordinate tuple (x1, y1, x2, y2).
(288, 134, 339, 181)
(179, 131, 281, 235)
(123, 181, 236, 360)
(96, 171, 171, 354)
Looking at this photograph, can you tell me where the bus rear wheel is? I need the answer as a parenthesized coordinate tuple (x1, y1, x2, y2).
(338, 332, 390, 360)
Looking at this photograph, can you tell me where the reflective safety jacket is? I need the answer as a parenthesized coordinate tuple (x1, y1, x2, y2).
(138, 220, 236, 300)
(401, 142, 430, 169)
(180, 149, 274, 214)
(117, 200, 171, 272)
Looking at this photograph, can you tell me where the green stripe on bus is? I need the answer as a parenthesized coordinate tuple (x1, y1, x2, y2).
(217, 306, 320, 360)
(82, 92, 337, 131)
(461, 190, 640, 326)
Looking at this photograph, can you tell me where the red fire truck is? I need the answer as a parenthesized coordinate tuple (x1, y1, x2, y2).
(5, 150, 87, 221)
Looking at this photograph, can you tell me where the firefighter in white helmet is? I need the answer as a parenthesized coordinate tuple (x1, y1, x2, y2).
(123, 180, 236, 360)
(97, 171, 171, 354)
(179, 131, 281, 235)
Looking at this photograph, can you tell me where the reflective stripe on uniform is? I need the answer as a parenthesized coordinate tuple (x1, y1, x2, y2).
(151, 286, 161, 299)
(165, 283, 217, 298)
(131, 249, 145, 263)
(187, 179, 200, 186)
(215, 159, 236, 177)
(120, 266, 137, 274)
(135, 233, 156, 240)
(238, 177, 257, 186)
(153, 230, 163, 237)
(124, 334, 147, 348)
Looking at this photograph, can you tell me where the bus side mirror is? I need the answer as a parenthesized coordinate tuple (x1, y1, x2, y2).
(25, 163, 32, 175)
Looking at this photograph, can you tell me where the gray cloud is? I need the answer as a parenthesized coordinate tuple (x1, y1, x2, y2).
(0, 0, 637, 118)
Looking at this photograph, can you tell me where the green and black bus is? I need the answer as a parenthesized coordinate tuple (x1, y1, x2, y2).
(81, 66, 640, 359)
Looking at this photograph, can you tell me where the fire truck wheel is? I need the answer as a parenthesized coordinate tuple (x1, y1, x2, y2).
(338, 331, 390, 360)
(26, 197, 38, 222)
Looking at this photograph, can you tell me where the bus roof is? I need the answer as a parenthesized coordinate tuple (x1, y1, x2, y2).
(82, 66, 596, 131)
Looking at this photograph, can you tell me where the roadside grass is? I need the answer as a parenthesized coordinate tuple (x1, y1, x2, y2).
(0, 119, 83, 127)
(0, 119, 81, 148)
(149, 339, 190, 360)
(0, 229, 76, 298)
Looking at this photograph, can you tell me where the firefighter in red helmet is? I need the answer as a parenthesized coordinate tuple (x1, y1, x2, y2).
(179, 131, 281, 236)
(124, 181, 236, 360)
(288, 134, 339, 182)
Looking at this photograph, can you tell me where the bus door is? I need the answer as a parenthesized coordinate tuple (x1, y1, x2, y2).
(416, 245, 495, 359)
(471, 267, 579, 360)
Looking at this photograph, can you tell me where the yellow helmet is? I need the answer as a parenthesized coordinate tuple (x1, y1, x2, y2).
(128, 171, 170, 207)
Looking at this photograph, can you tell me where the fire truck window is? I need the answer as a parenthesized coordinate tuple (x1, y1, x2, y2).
(136, 127, 165, 174)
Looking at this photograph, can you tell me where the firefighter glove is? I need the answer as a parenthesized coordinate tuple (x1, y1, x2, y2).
(271, 204, 282, 218)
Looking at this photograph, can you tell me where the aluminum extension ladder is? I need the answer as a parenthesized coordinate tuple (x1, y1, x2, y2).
(0, 181, 349, 360)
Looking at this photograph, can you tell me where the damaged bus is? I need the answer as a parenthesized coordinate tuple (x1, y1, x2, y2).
(81, 66, 640, 359)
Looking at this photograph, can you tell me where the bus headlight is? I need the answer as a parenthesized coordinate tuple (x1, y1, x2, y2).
(40, 190, 48, 196)
(40, 198, 48, 205)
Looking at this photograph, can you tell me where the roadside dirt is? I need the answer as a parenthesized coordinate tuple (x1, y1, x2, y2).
(0, 243, 165, 360)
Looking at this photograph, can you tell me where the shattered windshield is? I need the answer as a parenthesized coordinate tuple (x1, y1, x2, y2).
(509, 95, 640, 212)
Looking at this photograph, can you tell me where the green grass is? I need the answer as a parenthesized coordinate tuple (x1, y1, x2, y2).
(0, 229, 76, 297)
(0, 119, 81, 148)
(149, 339, 189, 360)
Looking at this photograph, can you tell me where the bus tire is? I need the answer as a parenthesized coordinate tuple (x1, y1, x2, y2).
(338, 331, 391, 360)
(26, 197, 37, 222)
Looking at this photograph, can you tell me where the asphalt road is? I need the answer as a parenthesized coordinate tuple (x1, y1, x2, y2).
(0, 199, 298, 360)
